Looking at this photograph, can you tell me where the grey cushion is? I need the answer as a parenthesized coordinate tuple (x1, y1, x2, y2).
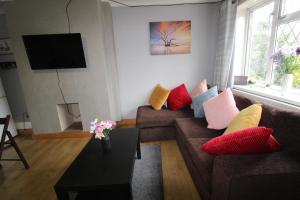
(192, 86, 218, 118)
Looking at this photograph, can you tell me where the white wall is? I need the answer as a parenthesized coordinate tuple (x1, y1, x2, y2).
(4, 0, 120, 133)
(113, 4, 220, 118)
(56, 104, 81, 131)
(0, 14, 29, 123)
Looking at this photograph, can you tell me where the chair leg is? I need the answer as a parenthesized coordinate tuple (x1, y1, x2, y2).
(0, 129, 7, 167)
(6, 131, 30, 169)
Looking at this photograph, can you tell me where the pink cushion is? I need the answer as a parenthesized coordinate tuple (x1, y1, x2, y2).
(203, 88, 239, 129)
(190, 80, 208, 97)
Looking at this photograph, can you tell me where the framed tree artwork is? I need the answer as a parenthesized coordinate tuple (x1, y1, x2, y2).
(150, 20, 191, 55)
(0, 38, 13, 55)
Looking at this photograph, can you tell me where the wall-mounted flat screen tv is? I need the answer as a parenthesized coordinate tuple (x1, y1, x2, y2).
(22, 33, 86, 70)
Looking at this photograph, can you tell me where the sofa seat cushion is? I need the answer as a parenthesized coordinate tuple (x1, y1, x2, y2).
(175, 118, 223, 144)
(137, 105, 193, 128)
(187, 138, 215, 190)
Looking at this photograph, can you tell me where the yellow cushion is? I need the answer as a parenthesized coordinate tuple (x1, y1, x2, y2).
(224, 104, 262, 134)
(149, 84, 170, 110)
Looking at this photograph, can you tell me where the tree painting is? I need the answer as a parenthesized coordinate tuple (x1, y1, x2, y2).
(150, 21, 191, 55)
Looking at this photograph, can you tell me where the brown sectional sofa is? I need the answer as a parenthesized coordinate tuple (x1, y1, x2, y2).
(136, 93, 300, 200)
(137, 105, 194, 142)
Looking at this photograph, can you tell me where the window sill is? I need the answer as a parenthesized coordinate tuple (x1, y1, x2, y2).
(233, 85, 300, 107)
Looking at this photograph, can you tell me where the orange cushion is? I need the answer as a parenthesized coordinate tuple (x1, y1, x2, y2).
(149, 84, 170, 110)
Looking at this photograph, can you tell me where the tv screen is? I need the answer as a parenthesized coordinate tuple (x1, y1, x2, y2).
(22, 33, 86, 70)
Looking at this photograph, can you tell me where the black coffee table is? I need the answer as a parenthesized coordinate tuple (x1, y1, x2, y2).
(54, 128, 140, 200)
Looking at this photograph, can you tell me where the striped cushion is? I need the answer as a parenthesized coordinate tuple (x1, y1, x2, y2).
(202, 127, 280, 156)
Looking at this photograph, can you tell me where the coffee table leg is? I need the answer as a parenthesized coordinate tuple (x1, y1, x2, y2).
(55, 190, 69, 200)
(137, 132, 141, 159)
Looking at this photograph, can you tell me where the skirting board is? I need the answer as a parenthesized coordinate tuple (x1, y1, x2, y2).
(17, 128, 33, 135)
(15, 122, 32, 129)
(32, 131, 92, 140)
(117, 118, 136, 128)
(29, 119, 136, 140)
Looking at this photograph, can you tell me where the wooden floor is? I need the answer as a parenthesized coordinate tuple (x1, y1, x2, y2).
(0, 134, 200, 200)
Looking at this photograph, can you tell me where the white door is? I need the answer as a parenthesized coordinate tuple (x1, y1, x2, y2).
(0, 78, 17, 140)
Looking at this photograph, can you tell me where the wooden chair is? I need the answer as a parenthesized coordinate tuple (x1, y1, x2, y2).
(0, 115, 29, 169)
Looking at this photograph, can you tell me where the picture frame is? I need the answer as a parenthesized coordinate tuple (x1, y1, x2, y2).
(149, 20, 191, 55)
(0, 38, 13, 55)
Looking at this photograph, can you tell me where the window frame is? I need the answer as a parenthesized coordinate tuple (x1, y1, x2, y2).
(279, 0, 300, 19)
(241, 0, 300, 86)
(244, 0, 276, 82)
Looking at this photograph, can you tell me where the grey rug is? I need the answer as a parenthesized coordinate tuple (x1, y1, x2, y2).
(132, 144, 164, 200)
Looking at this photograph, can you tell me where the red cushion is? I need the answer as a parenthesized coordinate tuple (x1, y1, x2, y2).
(167, 84, 192, 110)
(267, 135, 281, 152)
(202, 127, 280, 156)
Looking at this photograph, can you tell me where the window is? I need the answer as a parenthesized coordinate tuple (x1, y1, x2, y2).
(273, 19, 300, 88)
(234, 0, 300, 89)
(281, 0, 300, 16)
(246, 2, 274, 83)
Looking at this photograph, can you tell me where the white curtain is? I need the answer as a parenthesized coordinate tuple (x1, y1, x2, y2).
(100, 2, 122, 120)
(213, 0, 237, 91)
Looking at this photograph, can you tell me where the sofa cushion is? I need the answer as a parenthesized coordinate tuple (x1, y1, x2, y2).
(175, 118, 223, 144)
(176, 135, 212, 200)
(203, 88, 239, 130)
(186, 138, 215, 190)
(192, 86, 218, 118)
(167, 84, 192, 110)
(224, 104, 262, 134)
(267, 108, 300, 151)
(190, 79, 208, 98)
(202, 127, 279, 156)
(139, 126, 177, 142)
(149, 84, 170, 110)
(137, 106, 193, 128)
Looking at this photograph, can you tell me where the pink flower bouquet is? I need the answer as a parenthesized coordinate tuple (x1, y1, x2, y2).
(90, 119, 116, 139)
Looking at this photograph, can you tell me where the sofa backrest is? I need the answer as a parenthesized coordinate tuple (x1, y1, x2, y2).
(233, 93, 300, 151)
(267, 108, 300, 151)
(233, 94, 253, 110)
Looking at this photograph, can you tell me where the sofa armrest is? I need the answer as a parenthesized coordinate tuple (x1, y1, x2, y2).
(211, 151, 300, 200)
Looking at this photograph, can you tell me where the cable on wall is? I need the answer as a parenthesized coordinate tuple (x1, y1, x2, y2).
(66, 0, 72, 33)
(54, 0, 81, 119)
(55, 69, 81, 119)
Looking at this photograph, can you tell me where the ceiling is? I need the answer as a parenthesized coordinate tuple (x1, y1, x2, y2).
(103, 0, 222, 7)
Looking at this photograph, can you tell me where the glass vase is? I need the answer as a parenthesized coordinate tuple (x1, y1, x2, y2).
(101, 136, 111, 152)
(281, 74, 293, 96)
